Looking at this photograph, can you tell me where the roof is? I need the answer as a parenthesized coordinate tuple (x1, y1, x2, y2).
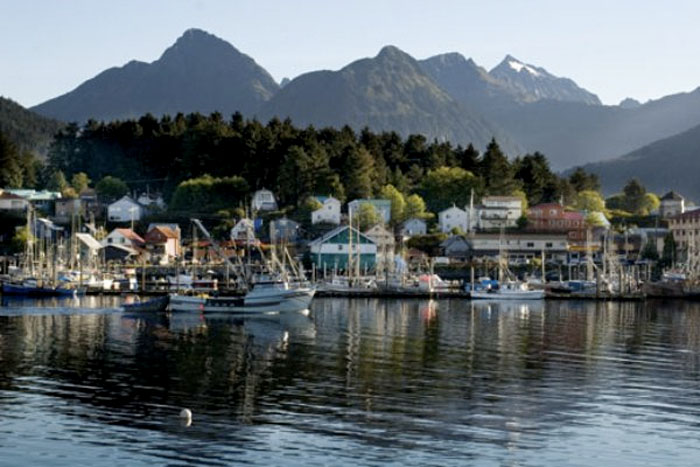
(149, 226, 179, 239)
(308, 224, 375, 247)
(6, 189, 61, 201)
(0, 191, 27, 200)
(113, 228, 145, 244)
(147, 223, 180, 233)
(75, 233, 102, 250)
(109, 195, 141, 207)
(530, 202, 562, 210)
(440, 205, 466, 214)
(661, 191, 684, 201)
(482, 196, 521, 202)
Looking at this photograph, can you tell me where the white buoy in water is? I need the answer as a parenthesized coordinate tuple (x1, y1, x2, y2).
(179, 408, 192, 426)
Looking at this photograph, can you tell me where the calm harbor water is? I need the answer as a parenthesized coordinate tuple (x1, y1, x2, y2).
(1, 296, 700, 466)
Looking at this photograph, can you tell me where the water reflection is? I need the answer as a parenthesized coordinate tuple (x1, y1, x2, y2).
(1, 298, 700, 465)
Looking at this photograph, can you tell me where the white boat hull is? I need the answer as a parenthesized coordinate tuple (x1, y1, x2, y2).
(470, 290, 545, 300)
(169, 288, 315, 313)
(169, 294, 206, 311)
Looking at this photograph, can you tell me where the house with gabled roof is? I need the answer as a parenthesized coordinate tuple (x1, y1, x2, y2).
(144, 225, 181, 264)
(251, 188, 278, 212)
(312, 195, 341, 225)
(101, 228, 145, 249)
(107, 196, 144, 223)
(659, 191, 685, 219)
(308, 225, 377, 272)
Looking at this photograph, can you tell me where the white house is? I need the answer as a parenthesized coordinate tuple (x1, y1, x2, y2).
(107, 196, 144, 223)
(101, 228, 145, 249)
(0, 191, 29, 211)
(230, 218, 256, 244)
(477, 196, 522, 230)
(137, 192, 166, 210)
(438, 205, 468, 233)
(400, 218, 427, 237)
(659, 191, 685, 219)
(348, 199, 391, 224)
(251, 188, 278, 212)
(312, 196, 341, 225)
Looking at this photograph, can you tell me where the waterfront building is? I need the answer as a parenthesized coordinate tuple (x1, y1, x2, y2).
(364, 224, 395, 273)
(659, 191, 685, 219)
(230, 218, 256, 245)
(308, 225, 377, 272)
(441, 235, 471, 262)
(400, 218, 427, 237)
(101, 228, 145, 249)
(441, 233, 569, 264)
(438, 205, 468, 233)
(107, 196, 144, 223)
(75, 233, 103, 270)
(527, 203, 586, 242)
(668, 209, 700, 252)
(311, 196, 341, 225)
(348, 199, 391, 224)
(251, 188, 278, 212)
(144, 225, 181, 264)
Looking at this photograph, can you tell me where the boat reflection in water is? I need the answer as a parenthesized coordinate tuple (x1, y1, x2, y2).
(468, 298, 545, 315)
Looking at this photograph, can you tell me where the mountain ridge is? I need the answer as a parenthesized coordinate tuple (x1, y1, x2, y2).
(31, 28, 279, 122)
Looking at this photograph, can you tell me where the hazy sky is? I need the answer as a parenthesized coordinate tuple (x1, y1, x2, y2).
(2, 0, 700, 107)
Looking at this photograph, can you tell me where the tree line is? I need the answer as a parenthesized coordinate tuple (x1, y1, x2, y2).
(2, 111, 664, 230)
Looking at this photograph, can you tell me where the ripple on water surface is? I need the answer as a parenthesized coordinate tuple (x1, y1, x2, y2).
(1, 298, 700, 465)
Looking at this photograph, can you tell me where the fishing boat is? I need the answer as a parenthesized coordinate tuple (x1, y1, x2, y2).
(169, 218, 315, 314)
(1, 278, 83, 296)
(122, 295, 170, 312)
(171, 277, 315, 313)
(470, 281, 545, 300)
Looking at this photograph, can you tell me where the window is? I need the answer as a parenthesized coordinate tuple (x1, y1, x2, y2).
(527, 242, 534, 247)
(338, 245, 343, 251)
(546, 242, 553, 247)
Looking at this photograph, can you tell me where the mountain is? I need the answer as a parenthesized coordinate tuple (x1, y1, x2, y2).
(419, 53, 522, 108)
(31, 29, 279, 122)
(575, 123, 700, 201)
(0, 96, 63, 155)
(488, 87, 700, 170)
(259, 46, 519, 153)
(490, 55, 601, 105)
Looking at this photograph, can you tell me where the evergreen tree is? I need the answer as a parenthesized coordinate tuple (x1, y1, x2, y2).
(0, 131, 23, 188)
(342, 146, 374, 200)
(458, 143, 480, 174)
(569, 167, 601, 192)
(622, 178, 647, 215)
(480, 138, 518, 195)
